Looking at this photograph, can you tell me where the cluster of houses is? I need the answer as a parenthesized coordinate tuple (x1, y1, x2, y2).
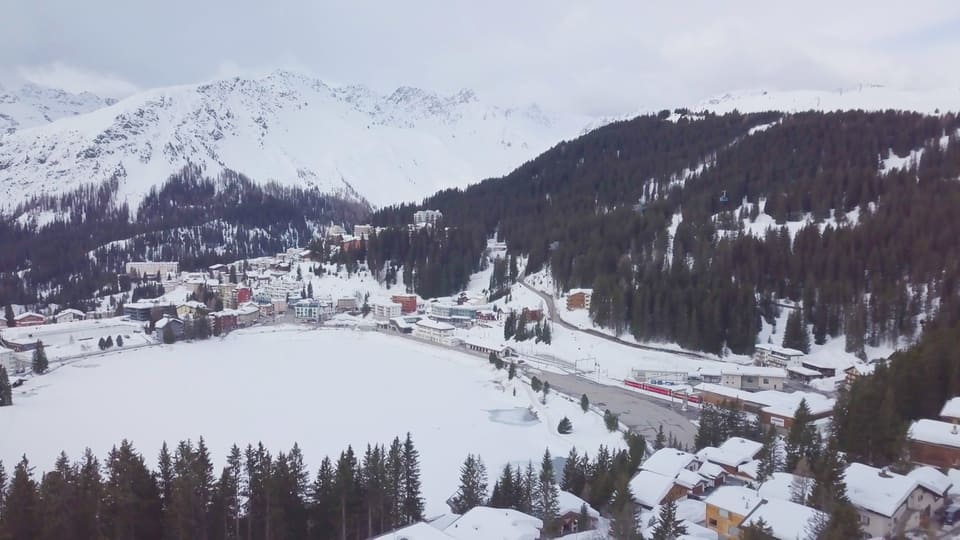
(623, 435, 955, 539)
(374, 490, 600, 540)
(908, 397, 960, 469)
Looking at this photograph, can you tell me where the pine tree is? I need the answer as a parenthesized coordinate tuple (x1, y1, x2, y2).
(6, 456, 40, 540)
(577, 503, 592, 532)
(0, 366, 12, 406)
(785, 399, 819, 471)
(534, 449, 560, 536)
(116, 335, 124, 347)
(519, 462, 536, 514)
(504, 311, 517, 340)
(650, 496, 687, 540)
(580, 394, 589, 413)
(742, 517, 777, 539)
(74, 448, 102, 540)
(451, 454, 488, 514)
(162, 324, 175, 344)
(782, 308, 811, 353)
(756, 425, 780, 483)
(604, 410, 619, 432)
(608, 479, 639, 540)
(542, 381, 551, 403)
(489, 464, 517, 509)
(32, 342, 48, 374)
(38, 452, 77, 540)
(558, 417, 573, 434)
(0, 460, 7, 518)
(401, 433, 424, 524)
(531, 376, 542, 393)
(508, 362, 516, 380)
(541, 322, 552, 344)
(654, 425, 666, 450)
(3, 305, 14, 328)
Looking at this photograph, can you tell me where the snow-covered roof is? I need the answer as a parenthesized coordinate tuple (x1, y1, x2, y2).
(373, 522, 452, 540)
(678, 520, 718, 540)
(568, 288, 592, 295)
(844, 463, 918, 517)
(54, 308, 85, 318)
(786, 365, 822, 377)
(697, 462, 725, 480)
(704, 486, 762, 516)
(155, 317, 182, 329)
(758, 472, 809, 503)
(907, 466, 953, 496)
(641, 448, 699, 478)
(628, 470, 677, 508)
(442, 507, 542, 540)
(697, 437, 763, 468)
(676, 469, 706, 489)
(416, 318, 455, 331)
(557, 490, 599, 518)
(13, 311, 44, 320)
(755, 343, 805, 357)
(695, 383, 834, 418)
(737, 459, 761, 480)
(941, 397, 960, 419)
(908, 419, 960, 449)
(719, 365, 788, 378)
(743, 497, 826, 540)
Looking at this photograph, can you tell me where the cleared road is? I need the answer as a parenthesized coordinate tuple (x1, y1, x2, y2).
(527, 368, 698, 450)
(518, 279, 709, 360)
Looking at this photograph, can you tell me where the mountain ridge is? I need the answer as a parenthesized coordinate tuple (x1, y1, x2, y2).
(0, 70, 592, 214)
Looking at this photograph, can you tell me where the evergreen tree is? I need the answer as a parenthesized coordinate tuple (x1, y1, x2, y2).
(162, 324, 175, 344)
(580, 394, 589, 413)
(508, 362, 516, 380)
(504, 311, 517, 340)
(604, 410, 619, 432)
(577, 503, 592, 532)
(489, 464, 517, 509)
(650, 496, 687, 540)
(806, 440, 861, 539)
(0, 459, 6, 519)
(3, 305, 14, 328)
(782, 308, 811, 353)
(534, 449, 560, 536)
(519, 462, 536, 514)
(5, 456, 40, 540)
(558, 417, 573, 434)
(400, 433, 424, 524)
(116, 335, 124, 347)
(101, 440, 163, 540)
(785, 399, 819, 471)
(74, 448, 102, 540)
(451, 454, 488, 514)
(654, 425, 666, 450)
(541, 322, 552, 344)
(741, 517, 777, 540)
(0, 366, 12, 406)
(385, 437, 404, 529)
(608, 479, 639, 540)
(756, 425, 780, 483)
(531, 376, 542, 393)
(32, 342, 48, 374)
(542, 381, 551, 403)
(38, 452, 77, 540)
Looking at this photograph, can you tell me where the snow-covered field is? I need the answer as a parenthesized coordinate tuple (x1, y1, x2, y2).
(0, 326, 624, 515)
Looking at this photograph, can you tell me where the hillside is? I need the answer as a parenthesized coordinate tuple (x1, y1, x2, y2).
(0, 70, 592, 213)
(372, 109, 960, 358)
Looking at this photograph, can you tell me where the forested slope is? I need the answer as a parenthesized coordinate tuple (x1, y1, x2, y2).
(375, 110, 960, 357)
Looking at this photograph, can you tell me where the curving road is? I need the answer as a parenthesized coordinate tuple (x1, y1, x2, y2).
(518, 279, 710, 360)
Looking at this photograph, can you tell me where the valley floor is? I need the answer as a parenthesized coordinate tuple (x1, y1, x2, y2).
(0, 325, 625, 516)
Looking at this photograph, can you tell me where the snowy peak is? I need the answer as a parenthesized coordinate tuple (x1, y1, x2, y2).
(695, 85, 960, 114)
(0, 71, 592, 212)
(0, 83, 116, 133)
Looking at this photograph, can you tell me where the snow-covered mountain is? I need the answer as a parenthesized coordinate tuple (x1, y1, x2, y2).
(695, 85, 960, 114)
(0, 83, 116, 133)
(0, 71, 592, 212)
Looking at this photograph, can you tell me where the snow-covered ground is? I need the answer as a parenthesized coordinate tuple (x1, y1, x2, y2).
(0, 327, 624, 515)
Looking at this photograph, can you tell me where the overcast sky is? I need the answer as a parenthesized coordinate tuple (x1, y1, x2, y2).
(2, 1, 959, 116)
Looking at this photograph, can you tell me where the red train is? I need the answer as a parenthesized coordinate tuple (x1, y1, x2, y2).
(622, 379, 703, 404)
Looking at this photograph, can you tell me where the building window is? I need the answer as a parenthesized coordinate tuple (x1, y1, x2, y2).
(727, 526, 740, 536)
(718, 509, 729, 518)
(708, 519, 717, 527)
(763, 378, 769, 384)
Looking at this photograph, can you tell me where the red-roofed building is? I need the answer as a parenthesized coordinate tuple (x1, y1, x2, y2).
(391, 294, 418, 314)
(13, 312, 45, 327)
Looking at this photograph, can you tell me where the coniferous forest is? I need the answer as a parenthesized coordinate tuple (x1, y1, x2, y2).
(374, 110, 960, 357)
(0, 435, 427, 540)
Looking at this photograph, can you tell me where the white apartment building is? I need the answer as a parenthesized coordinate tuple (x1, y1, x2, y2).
(125, 261, 180, 280)
(412, 318, 455, 344)
(372, 301, 402, 321)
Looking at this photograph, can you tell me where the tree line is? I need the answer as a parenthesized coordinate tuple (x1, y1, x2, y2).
(0, 434, 425, 540)
(372, 110, 960, 357)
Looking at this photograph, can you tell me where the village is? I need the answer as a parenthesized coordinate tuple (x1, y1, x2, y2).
(3, 215, 960, 540)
